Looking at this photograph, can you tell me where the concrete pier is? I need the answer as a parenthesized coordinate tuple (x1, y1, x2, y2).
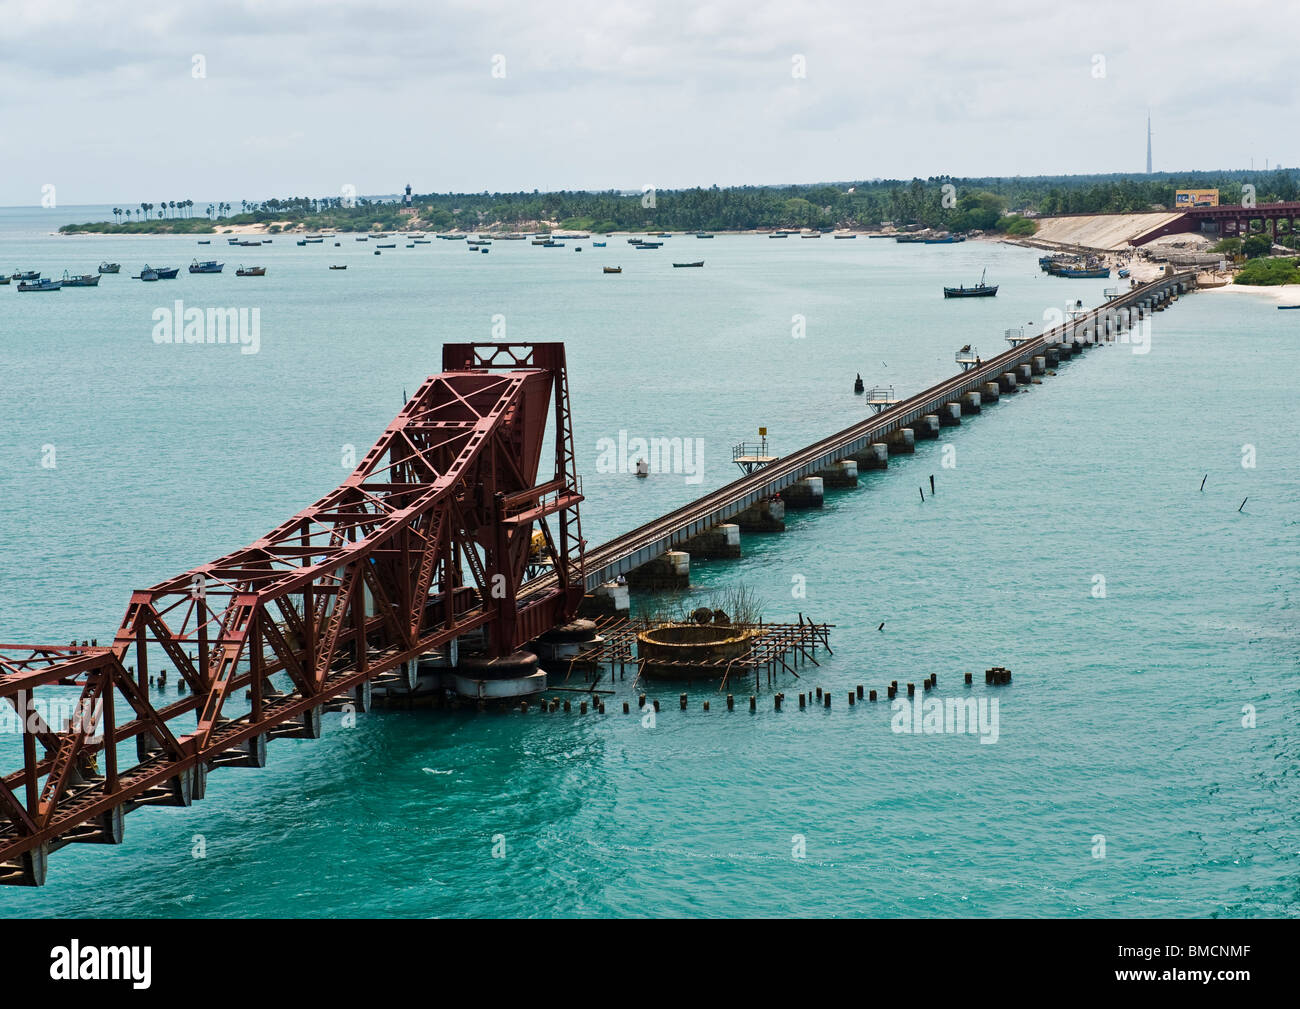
(578, 580, 630, 617)
(1017, 363, 1033, 383)
(960, 391, 981, 415)
(939, 402, 962, 426)
(886, 428, 915, 455)
(735, 497, 785, 532)
(1031, 356, 1046, 375)
(850, 443, 889, 469)
(981, 382, 1000, 403)
(818, 459, 858, 488)
(997, 372, 1017, 393)
(625, 550, 690, 589)
(915, 415, 941, 439)
(782, 476, 824, 509)
(683, 523, 741, 558)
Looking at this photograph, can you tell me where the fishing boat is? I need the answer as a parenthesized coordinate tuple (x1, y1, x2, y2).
(304, 237, 323, 244)
(239, 240, 262, 247)
(1278, 305, 1300, 310)
(236, 265, 267, 276)
(376, 243, 396, 249)
(0, 276, 8, 285)
(98, 262, 120, 273)
(136, 268, 159, 282)
(1055, 265, 1109, 279)
(943, 268, 998, 298)
(11, 270, 40, 281)
(18, 278, 61, 291)
(603, 266, 622, 274)
(768, 231, 790, 238)
(1118, 267, 1130, 279)
(696, 233, 715, 239)
(833, 233, 858, 239)
(626, 237, 644, 244)
(672, 261, 704, 268)
(406, 243, 415, 248)
(437, 234, 465, 241)
(800, 232, 821, 238)
(197, 240, 211, 245)
(413, 239, 431, 244)
(923, 233, 965, 244)
(60, 271, 101, 287)
(329, 265, 347, 270)
(306, 234, 324, 241)
(479, 248, 488, 254)
(894, 233, 927, 243)
(151, 266, 179, 279)
(188, 259, 224, 273)
(227, 238, 241, 245)
(355, 236, 368, 241)
(593, 241, 607, 247)
(637, 241, 663, 249)
(296, 240, 307, 246)
(541, 241, 564, 248)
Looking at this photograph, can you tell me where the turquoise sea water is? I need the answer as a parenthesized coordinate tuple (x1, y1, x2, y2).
(0, 208, 1296, 917)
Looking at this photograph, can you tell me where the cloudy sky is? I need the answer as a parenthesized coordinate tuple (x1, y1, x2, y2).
(2, 0, 1296, 207)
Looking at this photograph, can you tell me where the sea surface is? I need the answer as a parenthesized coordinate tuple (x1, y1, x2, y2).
(0, 206, 1296, 917)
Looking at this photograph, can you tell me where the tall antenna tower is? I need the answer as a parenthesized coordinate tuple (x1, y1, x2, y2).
(1146, 112, 1153, 174)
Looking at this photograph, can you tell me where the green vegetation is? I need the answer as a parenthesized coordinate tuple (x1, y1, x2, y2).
(1234, 257, 1300, 286)
(1211, 237, 1242, 256)
(61, 218, 216, 235)
(57, 168, 1299, 235)
(1241, 234, 1273, 258)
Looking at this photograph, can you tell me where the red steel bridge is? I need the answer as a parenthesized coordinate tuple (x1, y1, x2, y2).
(0, 342, 586, 886)
(1132, 201, 1300, 245)
(0, 274, 1195, 886)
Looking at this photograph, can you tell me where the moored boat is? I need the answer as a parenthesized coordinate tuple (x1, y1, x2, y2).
(188, 259, 224, 274)
(98, 262, 120, 273)
(147, 265, 179, 279)
(60, 271, 101, 287)
(18, 278, 61, 291)
(943, 268, 998, 298)
(239, 240, 262, 247)
(672, 261, 704, 267)
(603, 266, 622, 274)
(0, 276, 8, 285)
(329, 265, 347, 270)
(593, 241, 607, 247)
(11, 270, 40, 281)
(235, 265, 267, 276)
(696, 232, 715, 238)
(376, 243, 396, 249)
(136, 268, 159, 281)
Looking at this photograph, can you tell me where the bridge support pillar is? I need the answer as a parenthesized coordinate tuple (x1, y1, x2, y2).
(626, 550, 691, 590)
(818, 459, 858, 487)
(1044, 348, 1060, 366)
(998, 372, 1017, 393)
(1055, 342, 1073, 360)
(886, 428, 915, 455)
(578, 581, 630, 617)
(981, 382, 1000, 403)
(735, 497, 785, 532)
(939, 402, 962, 426)
(683, 523, 741, 558)
(850, 443, 889, 469)
(1017, 363, 1033, 383)
(782, 476, 824, 509)
(1031, 356, 1046, 375)
(916, 415, 941, 439)
(960, 391, 981, 415)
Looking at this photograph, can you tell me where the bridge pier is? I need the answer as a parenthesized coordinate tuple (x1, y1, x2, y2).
(997, 372, 1017, 393)
(782, 476, 824, 509)
(819, 459, 858, 487)
(579, 580, 630, 617)
(981, 381, 1000, 403)
(886, 428, 915, 455)
(626, 550, 690, 589)
(939, 402, 962, 426)
(684, 522, 742, 557)
(850, 443, 889, 469)
(960, 391, 981, 414)
(916, 415, 941, 439)
(1044, 348, 1059, 366)
(735, 497, 785, 532)
(1031, 356, 1046, 375)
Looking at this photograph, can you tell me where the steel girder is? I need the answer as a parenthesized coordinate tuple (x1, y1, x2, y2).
(0, 342, 585, 885)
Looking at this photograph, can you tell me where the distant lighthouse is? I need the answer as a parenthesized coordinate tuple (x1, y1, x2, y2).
(403, 183, 413, 207)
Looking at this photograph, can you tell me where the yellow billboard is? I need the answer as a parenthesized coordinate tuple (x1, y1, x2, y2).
(1175, 189, 1219, 207)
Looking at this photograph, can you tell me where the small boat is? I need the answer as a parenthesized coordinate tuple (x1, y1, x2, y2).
(136, 268, 159, 282)
(801, 232, 821, 238)
(0, 276, 8, 285)
(356, 236, 369, 241)
(227, 238, 241, 245)
(263, 239, 273, 244)
(768, 232, 790, 238)
(197, 240, 211, 245)
(304, 237, 323, 244)
(60, 271, 101, 287)
(334, 242, 340, 247)
(943, 268, 998, 298)
(329, 265, 347, 270)
(11, 270, 40, 281)
(603, 267, 622, 274)
(189, 259, 223, 273)
(98, 262, 120, 273)
(541, 241, 564, 248)
(894, 233, 927, 243)
(655, 232, 671, 238)
(376, 243, 396, 249)
(152, 266, 179, 279)
(1055, 266, 1109, 279)
(636, 242, 661, 249)
(296, 240, 307, 246)
(306, 234, 324, 241)
(406, 243, 415, 248)
(374, 250, 381, 256)
(696, 233, 715, 239)
(1278, 305, 1300, 310)
(593, 241, 607, 247)
(574, 247, 583, 252)
(923, 233, 965, 244)
(626, 237, 644, 244)
(239, 240, 262, 247)
(1118, 267, 1130, 279)
(413, 239, 431, 244)
(19, 278, 61, 291)
(531, 237, 553, 246)
(833, 233, 858, 239)
(236, 265, 266, 276)
(437, 234, 465, 241)
(854, 373, 864, 394)
(672, 261, 704, 268)
(479, 248, 488, 254)
(635, 458, 649, 478)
